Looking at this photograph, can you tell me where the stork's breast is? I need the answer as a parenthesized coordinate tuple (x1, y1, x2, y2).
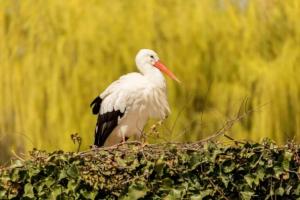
(145, 88, 170, 119)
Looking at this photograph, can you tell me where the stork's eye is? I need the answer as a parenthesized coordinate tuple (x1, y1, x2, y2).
(150, 55, 154, 59)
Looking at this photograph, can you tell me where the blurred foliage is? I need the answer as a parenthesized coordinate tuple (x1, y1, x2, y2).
(0, 0, 300, 161)
(0, 140, 300, 199)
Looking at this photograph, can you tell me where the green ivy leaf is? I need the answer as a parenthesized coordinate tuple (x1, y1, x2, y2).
(190, 194, 202, 200)
(115, 156, 127, 167)
(293, 184, 300, 195)
(130, 159, 140, 170)
(24, 183, 35, 198)
(0, 189, 6, 199)
(189, 153, 202, 170)
(58, 169, 67, 181)
(164, 189, 182, 200)
(223, 160, 235, 173)
(121, 183, 148, 200)
(160, 178, 174, 191)
(276, 187, 284, 196)
(154, 156, 165, 177)
(49, 186, 62, 199)
(273, 165, 284, 178)
(256, 167, 265, 181)
(28, 168, 40, 178)
(80, 189, 97, 199)
(240, 191, 254, 200)
(282, 151, 293, 171)
(199, 189, 213, 199)
(45, 177, 55, 187)
(10, 168, 20, 182)
(244, 174, 254, 188)
(220, 175, 230, 188)
(67, 165, 79, 178)
(67, 180, 77, 192)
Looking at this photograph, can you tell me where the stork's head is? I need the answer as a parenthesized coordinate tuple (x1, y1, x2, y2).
(135, 49, 180, 83)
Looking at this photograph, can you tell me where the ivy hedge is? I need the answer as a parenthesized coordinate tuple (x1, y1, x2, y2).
(0, 139, 300, 199)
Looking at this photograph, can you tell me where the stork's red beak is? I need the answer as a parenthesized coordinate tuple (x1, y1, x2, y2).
(154, 60, 180, 83)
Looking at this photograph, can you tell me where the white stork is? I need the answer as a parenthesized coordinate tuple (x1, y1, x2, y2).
(90, 49, 180, 147)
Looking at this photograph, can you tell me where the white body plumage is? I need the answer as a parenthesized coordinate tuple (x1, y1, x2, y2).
(99, 72, 170, 146)
(91, 49, 179, 147)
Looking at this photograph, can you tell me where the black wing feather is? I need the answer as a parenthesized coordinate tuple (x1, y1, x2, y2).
(93, 109, 125, 147)
(91, 95, 126, 147)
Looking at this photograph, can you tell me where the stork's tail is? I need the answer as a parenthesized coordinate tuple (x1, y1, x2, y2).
(94, 115, 103, 147)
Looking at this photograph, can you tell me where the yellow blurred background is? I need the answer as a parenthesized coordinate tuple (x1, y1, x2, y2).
(0, 0, 300, 162)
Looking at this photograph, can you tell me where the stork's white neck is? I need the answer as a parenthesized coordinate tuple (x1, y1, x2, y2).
(138, 63, 166, 88)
